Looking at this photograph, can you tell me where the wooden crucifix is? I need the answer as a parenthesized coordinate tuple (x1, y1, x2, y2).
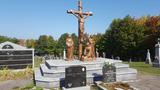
(67, 0, 93, 60)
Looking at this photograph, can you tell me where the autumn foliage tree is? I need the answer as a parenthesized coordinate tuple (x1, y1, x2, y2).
(96, 15, 160, 61)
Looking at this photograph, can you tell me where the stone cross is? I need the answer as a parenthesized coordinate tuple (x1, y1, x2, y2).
(67, 0, 93, 60)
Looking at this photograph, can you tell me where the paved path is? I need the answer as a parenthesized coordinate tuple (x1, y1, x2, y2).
(0, 74, 160, 90)
(129, 74, 160, 90)
(0, 79, 32, 90)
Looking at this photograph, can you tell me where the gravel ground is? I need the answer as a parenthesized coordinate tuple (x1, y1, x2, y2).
(129, 74, 160, 90)
(0, 79, 32, 90)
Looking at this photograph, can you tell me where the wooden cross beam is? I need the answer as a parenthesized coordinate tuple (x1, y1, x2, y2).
(67, 0, 93, 60)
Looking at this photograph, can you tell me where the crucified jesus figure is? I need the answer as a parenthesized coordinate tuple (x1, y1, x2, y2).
(67, 0, 93, 60)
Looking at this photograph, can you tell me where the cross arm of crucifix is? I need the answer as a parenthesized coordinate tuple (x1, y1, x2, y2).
(67, 10, 93, 19)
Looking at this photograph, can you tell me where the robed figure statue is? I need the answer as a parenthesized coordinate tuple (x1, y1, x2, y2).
(82, 37, 96, 61)
(66, 34, 74, 60)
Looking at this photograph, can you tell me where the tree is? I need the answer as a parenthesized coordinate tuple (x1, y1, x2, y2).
(35, 35, 57, 55)
(97, 15, 146, 60)
(0, 35, 18, 43)
(143, 16, 160, 58)
(57, 33, 68, 53)
(26, 39, 36, 48)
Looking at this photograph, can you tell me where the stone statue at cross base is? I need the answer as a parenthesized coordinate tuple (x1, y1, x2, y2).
(66, 34, 74, 61)
(82, 37, 96, 61)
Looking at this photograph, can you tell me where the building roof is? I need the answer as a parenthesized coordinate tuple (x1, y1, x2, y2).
(0, 41, 27, 50)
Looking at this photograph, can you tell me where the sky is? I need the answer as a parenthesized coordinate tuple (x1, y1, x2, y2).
(0, 0, 160, 40)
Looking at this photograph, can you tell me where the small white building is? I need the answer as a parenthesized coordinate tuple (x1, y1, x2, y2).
(0, 41, 34, 69)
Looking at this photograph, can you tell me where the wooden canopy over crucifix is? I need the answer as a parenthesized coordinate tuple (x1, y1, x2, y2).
(67, 0, 93, 60)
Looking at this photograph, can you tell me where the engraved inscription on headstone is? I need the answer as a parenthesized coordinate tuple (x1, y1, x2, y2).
(102, 64, 116, 83)
(65, 66, 86, 88)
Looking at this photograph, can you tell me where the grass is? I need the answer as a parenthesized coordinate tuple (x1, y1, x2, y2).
(0, 66, 33, 82)
(91, 85, 100, 90)
(34, 56, 44, 67)
(124, 62, 160, 76)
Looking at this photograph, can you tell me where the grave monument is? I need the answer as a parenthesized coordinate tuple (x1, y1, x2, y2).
(0, 41, 34, 69)
(34, 0, 137, 89)
(146, 49, 152, 64)
(65, 66, 86, 88)
(103, 63, 116, 83)
(153, 38, 160, 67)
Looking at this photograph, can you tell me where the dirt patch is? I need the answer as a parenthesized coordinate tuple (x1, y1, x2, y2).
(100, 82, 134, 90)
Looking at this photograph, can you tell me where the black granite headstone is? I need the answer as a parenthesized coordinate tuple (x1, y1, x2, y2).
(103, 64, 116, 83)
(65, 65, 86, 88)
(0, 50, 33, 69)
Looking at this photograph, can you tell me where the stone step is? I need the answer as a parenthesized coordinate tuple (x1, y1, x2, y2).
(62, 85, 90, 90)
(40, 63, 135, 82)
(40, 64, 65, 78)
(116, 67, 137, 74)
(116, 68, 137, 81)
(40, 64, 102, 78)
(114, 63, 129, 68)
(35, 68, 96, 88)
(45, 60, 104, 71)
(116, 68, 137, 75)
(45, 59, 122, 71)
(41, 62, 131, 79)
(35, 68, 60, 88)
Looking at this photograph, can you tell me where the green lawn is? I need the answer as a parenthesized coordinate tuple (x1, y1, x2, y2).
(124, 62, 160, 76)
(0, 66, 33, 82)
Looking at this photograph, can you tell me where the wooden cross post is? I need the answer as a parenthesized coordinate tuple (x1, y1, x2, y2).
(67, 0, 93, 60)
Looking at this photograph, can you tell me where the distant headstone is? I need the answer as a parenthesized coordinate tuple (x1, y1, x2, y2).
(129, 58, 132, 63)
(115, 56, 120, 60)
(111, 55, 114, 59)
(146, 49, 152, 64)
(103, 52, 106, 58)
(96, 49, 99, 58)
(102, 63, 116, 83)
(65, 66, 86, 88)
(153, 38, 160, 67)
(44, 55, 49, 60)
